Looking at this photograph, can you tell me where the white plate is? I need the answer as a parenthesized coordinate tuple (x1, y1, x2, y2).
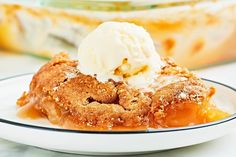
(0, 74, 236, 155)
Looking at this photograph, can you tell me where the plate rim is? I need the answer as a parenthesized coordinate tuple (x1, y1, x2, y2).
(0, 73, 236, 134)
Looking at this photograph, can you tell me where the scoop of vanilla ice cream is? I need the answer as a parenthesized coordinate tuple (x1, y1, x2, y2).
(78, 21, 163, 91)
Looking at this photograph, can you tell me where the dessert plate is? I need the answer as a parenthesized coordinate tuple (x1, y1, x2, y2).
(0, 74, 236, 155)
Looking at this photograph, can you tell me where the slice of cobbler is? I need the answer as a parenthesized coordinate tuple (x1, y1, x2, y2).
(17, 22, 228, 131)
(17, 53, 228, 130)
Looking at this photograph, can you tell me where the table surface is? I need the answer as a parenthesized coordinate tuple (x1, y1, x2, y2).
(1, 52, 236, 157)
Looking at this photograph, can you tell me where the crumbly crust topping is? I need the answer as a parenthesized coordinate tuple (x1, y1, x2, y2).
(17, 53, 212, 129)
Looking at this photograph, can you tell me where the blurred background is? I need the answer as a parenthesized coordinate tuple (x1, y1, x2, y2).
(0, 0, 236, 85)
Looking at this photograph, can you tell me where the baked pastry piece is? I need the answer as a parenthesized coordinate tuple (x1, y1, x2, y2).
(17, 22, 228, 130)
(17, 53, 228, 130)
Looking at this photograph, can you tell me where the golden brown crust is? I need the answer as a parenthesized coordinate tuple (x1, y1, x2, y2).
(17, 53, 213, 130)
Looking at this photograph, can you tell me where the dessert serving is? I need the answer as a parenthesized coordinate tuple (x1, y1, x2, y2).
(17, 22, 228, 131)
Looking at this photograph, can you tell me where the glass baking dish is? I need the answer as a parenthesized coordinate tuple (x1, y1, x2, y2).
(0, 0, 236, 69)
